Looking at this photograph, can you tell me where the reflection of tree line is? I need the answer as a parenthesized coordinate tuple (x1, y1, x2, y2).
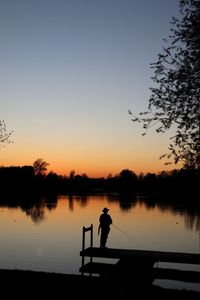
(0, 194, 58, 224)
(0, 192, 200, 232)
(136, 194, 200, 232)
(0, 194, 95, 223)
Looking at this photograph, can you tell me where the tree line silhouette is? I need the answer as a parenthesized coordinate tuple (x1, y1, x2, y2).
(0, 165, 199, 199)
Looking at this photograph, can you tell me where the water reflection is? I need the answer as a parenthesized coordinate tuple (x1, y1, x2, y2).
(1, 192, 200, 275)
(24, 204, 46, 224)
(145, 198, 200, 232)
(0, 193, 200, 231)
(0, 194, 58, 223)
(107, 193, 137, 211)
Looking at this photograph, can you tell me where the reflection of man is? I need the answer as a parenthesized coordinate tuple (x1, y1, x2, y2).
(98, 207, 112, 248)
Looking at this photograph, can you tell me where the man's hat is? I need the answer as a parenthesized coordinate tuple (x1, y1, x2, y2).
(102, 207, 109, 212)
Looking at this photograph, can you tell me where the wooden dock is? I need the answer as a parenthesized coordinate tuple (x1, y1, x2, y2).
(80, 225, 200, 287)
(80, 246, 200, 278)
(80, 246, 200, 264)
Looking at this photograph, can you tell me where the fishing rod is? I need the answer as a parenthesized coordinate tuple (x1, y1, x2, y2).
(112, 223, 134, 241)
(112, 224, 160, 253)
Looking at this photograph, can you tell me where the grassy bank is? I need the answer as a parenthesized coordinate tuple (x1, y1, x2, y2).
(0, 269, 199, 299)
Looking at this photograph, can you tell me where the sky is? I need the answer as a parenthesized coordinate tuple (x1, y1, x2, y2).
(0, 0, 181, 177)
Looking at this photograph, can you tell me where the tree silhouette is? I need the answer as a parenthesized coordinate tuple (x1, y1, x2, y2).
(130, 0, 200, 169)
(33, 158, 49, 176)
(0, 120, 13, 147)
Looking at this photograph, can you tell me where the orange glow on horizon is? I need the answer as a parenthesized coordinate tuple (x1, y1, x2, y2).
(1, 160, 180, 178)
(0, 141, 182, 178)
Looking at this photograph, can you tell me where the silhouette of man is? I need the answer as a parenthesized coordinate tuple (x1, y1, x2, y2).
(98, 207, 112, 248)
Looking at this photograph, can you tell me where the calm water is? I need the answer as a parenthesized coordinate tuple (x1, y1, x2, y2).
(0, 193, 200, 275)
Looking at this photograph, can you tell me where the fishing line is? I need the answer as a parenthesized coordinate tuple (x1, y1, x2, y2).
(112, 224, 135, 241)
(112, 224, 160, 255)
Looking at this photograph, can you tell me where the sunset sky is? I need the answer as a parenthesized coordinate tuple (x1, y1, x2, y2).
(1, 0, 181, 177)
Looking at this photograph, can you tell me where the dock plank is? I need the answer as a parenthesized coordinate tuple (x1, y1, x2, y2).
(80, 247, 200, 264)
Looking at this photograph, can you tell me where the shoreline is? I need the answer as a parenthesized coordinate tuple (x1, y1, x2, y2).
(0, 268, 199, 299)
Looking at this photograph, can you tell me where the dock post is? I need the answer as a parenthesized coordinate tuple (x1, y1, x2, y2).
(81, 224, 93, 276)
(82, 226, 86, 275)
(90, 224, 93, 264)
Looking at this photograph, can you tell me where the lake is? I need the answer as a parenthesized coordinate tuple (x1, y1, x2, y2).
(0, 193, 200, 277)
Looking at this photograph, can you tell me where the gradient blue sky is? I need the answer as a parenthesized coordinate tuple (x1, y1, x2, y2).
(1, 0, 181, 177)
